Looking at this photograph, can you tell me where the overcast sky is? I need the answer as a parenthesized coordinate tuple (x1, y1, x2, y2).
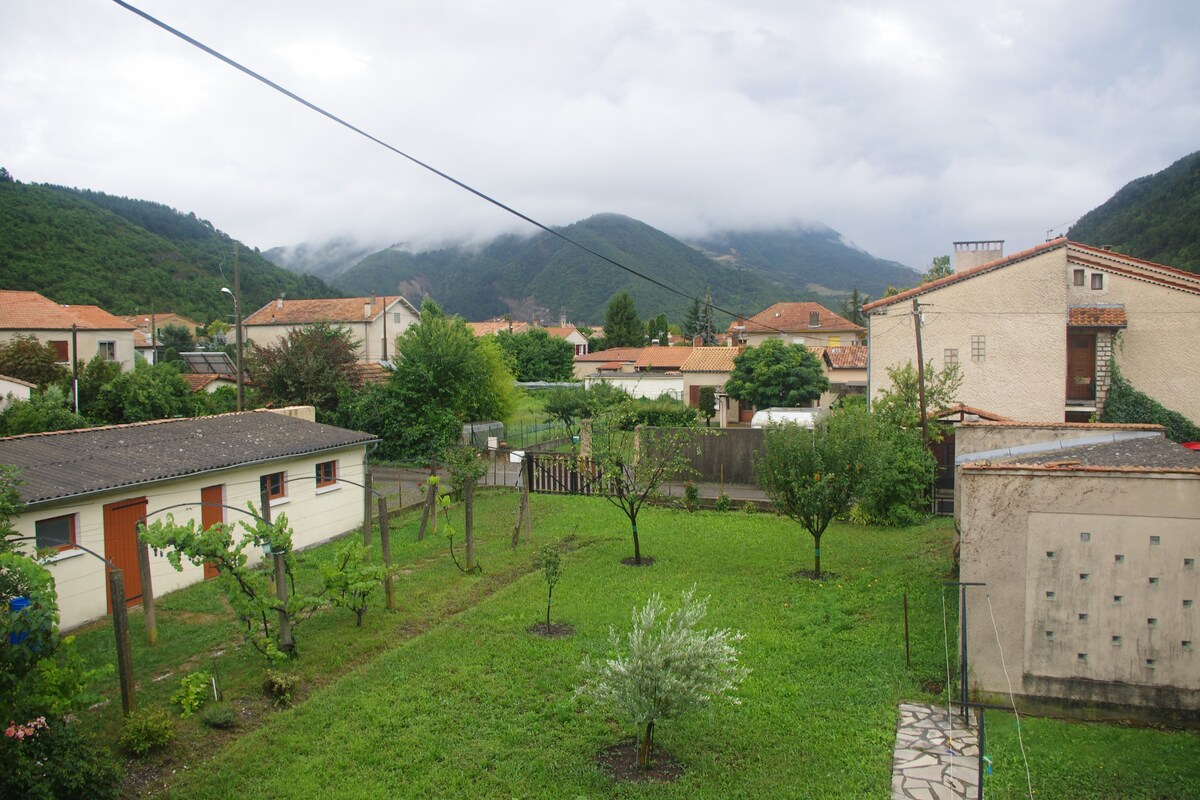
(4, 1, 1198, 269)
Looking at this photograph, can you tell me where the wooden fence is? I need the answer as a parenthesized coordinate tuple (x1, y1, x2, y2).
(526, 453, 605, 496)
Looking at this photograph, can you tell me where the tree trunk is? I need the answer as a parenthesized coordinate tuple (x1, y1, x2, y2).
(546, 585, 553, 632)
(813, 531, 822, 579)
(631, 520, 641, 565)
(638, 720, 654, 770)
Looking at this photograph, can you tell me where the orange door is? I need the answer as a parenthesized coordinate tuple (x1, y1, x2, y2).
(201, 484, 224, 579)
(103, 497, 148, 611)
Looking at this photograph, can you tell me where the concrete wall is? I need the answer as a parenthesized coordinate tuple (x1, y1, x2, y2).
(958, 465, 1200, 711)
(738, 330, 862, 348)
(585, 373, 683, 401)
(15, 444, 369, 630)
(0, 376, 33, 408)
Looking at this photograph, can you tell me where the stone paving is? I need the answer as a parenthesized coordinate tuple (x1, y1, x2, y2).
(892, 702, 980, 800)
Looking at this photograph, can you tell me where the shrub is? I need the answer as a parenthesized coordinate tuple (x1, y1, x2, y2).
(321, 540, 389, 627)
(683, 481, 699, 512)
(534, 544, 563, 632)
(172, 670, 212, 718)
(577, 588, 747, 770)
(742, 500, 758, 515)
(713, 492, 731, 512)
(200, 702, 238, 730)
(1101, 362, 1200, 443)
(1, 718, 122, 799)
(263, 669, 301, 708)
(119, 708, 175, 756)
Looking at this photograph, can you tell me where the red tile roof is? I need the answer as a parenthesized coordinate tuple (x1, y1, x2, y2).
(1068, 305, 1127, 328)
(634, 346, 691, 370)
(728, 302, 865, 335)
(469, 320, 528, 336)
(350, 362, 391, 387)
(823, 345, 868, 369)
(541, 326, 581, 340)
(0, 291, 135, 331)
(122, 312, 204, 333)
(183, 374, 235, 392)
(679, 347, 739, 373)
(243, 296, 415, 326)
(575, 347, 643, 363)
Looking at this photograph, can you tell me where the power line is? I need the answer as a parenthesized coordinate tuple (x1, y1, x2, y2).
(111, 0, 810, 338)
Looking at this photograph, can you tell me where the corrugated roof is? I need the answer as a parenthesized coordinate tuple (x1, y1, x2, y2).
(243, 296, 416, 326)
(0, 291, 135, 331)
(728, 302, 865, 335)
(1068, 305, 1128, 327)
(680, 346, 739, 373)
(634, 346, 691, 369)
(0, 411, 378, 506)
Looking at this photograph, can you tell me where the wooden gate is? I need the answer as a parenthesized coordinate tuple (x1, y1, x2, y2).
(526, 453, 604, 495)
(103, 496, 148, 610)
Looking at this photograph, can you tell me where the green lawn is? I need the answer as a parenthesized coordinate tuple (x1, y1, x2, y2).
(68, 492, 1200, 799)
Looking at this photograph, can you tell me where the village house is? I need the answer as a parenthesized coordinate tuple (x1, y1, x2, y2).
(243, 295, 419, 364)
(864, 239, 1200, 424)
(581, 345, 691, 401)
(725, 301, 866, 349)
(469, 317, 590, 356)
(122, 311, 206, 364)
(3, 408, 376, 630)
(0, 290, 138, 371)
(954, 420, 1200, 713)
(1, 374, 35, 408)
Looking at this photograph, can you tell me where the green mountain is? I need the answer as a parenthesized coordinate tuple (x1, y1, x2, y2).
(0, 177, 337, 324)
(1069, 151, 1200, 273)
(333, 214, 914, 325)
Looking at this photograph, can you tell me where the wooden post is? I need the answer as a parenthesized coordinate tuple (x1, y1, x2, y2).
(108, 569, 136, 715)
(903, 592, 911, 669)
(377, 496, 394, 610)
(261, 484, 294, 655)
(135, 535, 158, 646)
(362, 465, 373, 546)
(523, 455, 532, 544)
(464, 481, 475, 570)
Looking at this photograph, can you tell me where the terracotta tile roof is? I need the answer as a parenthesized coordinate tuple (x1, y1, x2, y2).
(634, 346, 692, 369)
(959, 421, 1165, 431)
(0, 291, 135, 331)
(541, 326, 580, 340)
(728, 302, 865, 335)
(243, 296, 415, 326)
(597, 361, 624, 371)
(933, 404, 1010, 422)
(121, 312, 204, 333)
(469, 320, 528, 336)
(575, 347, 643, 363)
(823, 345, 868, 369)
(0, 410, 378, 506)
(350, 362, 391, 387)
(183, 374, 219, 392)
(680, 346, 739, 373)
(1068, 305, 1127, 328)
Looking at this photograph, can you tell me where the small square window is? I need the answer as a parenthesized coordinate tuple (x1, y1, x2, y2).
(1148, 618, 1158, 628)
(1112, 635, 1122, 646)
(1073, 268, 1085, 286)
(98, 340, 116, 361)
(393, 312, 405, 324)
(1183, 641, 1193, 651)
(1150, 535, 1161, 545)
(35, 514, 76, 551)
(1077, 653, 1088, 664)
(315, 460, 338, 488)
(260, 471, 286, 501)
(1046, 551, 1056, 559)
(1185, 600, 1195, 609)
(1185, 558, 1195, 569)
(50, 340, 70, 362)
(971, 335, 986, 362)
(1045, 630, 1055, 640)
(1091, 273, 1103, 290)
(1146, 659, 1157, 669)
(1148, 577, 1159, 586)
(1114, 595, 1124, 604)
(944, 348, 959, 367)
(1080, 532, 1091, 542)
(808, 311, 820, 327)
(1079, 573, 1090, 582)
(1078, 613, 1089, 621)
(1045, 591, 1056, 601)
(1114, 554, 1125, 563)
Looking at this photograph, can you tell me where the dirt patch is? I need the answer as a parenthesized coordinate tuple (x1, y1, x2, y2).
(620, 556, 656, 567)
(790, 569, 837, 581)
(526, 621, 575, 638)
(920, 678, 945, 695)
(595, 738, 684, 783)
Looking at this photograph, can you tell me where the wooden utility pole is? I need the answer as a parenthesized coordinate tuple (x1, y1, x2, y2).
(71, 324, 80, 414)
(234, 245, 244, 412)
(913, 298, 929, 442)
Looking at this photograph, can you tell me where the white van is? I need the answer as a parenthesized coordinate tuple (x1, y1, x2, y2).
(750, 407, 825, 429)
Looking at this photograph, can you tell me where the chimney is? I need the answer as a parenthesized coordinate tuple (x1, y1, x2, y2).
(559, 314, 567, 327)
(952, 240, 1004, 273)
(364, 300, 372, 320)
(693, 335, 703, 347)
(276, 296, 284, 310)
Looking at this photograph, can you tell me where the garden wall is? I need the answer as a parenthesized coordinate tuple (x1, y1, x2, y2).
(651, 426, 764, 485)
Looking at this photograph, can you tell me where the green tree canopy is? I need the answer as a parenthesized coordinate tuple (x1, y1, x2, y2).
(89, 360, 192, 425)
(0, 386, 86, 437)
(602, 291, 642, 348)
(921, 255, 953, 284)
(645, 312, 670, 346)
(0, 334, 68, 389)
(494, 328, 574, 381)
(244, 321, 360, 415)
(724, 339, 829, 410)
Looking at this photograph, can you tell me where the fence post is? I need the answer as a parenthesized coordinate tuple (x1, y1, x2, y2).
(377, 496, 393, 610)
(262, 484, 294, 655)
(362, 465, 373, 546)
(108, 569, 137, 715)
(136, 534, 158, 646)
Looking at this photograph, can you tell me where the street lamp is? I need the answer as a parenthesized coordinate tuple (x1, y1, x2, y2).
(221, 286, 245, 411)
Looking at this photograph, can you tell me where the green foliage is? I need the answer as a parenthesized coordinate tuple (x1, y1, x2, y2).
(1068, 150, 1200, 273)
(494, 328, 574, 381)
(72, 353, 123, 414)
(697, 288, 718, 345)
(139, 510, 320, 659)
(0, 386, 86, 436)
(0, 465, 22, 552)
(337, 379, 460, 462)
(618, 395, 699, 428)
(119, 708, 176, 756)
(872, 360, 963, 442)
(192, 384, 240, 416)
(602, 291, 642, 348)
(172, 671, 213, 718)
(200, 702, 238, 730)
(534, 544, 563, 631)
(0, 717, 122, 800)
(742, 500, 758, 514)
(644, 312, 670, 345)
(682, 481, 699, 511)
(839, 287, 870, 328)
(725, 338, 830, 410)
(245, 321, 360, 414)
(0, 334, 68, 389)
(755, 407, 878, 577)
(921, 255, 953, 283)
(713, 492, 732, 512)
(697, 385, 717, 425)
(855, 422, 934, 527)
(263, 669, 301, 708)
(1100, 362, 1200, 442)
(89, 359, 191, 425)
(321, 540, 389, 627)
(577, 588, 747, 770)
(681, 297, 701, 340)
(0, 179, 339, 323)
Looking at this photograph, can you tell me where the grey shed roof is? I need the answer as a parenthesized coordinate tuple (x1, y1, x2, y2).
(1013, 437, 1200, 470)
(0, 411, 378, 506)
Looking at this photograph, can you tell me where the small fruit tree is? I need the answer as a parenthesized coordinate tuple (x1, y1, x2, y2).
(577, 589, 747, 770)
(534, 544, 562, 633)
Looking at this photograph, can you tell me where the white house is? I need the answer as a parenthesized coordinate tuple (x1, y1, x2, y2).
(243, 296, 419, 364)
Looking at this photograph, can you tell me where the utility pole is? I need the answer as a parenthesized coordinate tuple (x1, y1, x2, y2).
(233, 244, 244, 411)
(70, 323, 79, 414)
(913, 298, 928, 442)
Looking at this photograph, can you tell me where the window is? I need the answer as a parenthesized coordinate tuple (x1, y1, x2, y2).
(1090, 274, 1103, 290)
(808, 311, 820, 327)
(393, 312, 405, 324)
(260, 471, 286, 501)
(1073, 268, 1085, 286)
(35, 514, 76, 551)
(98, 340, 116, 361)
(575, 343, 587, 356)
(50, 340, 69, 362)
(828, 336, 841, 347)
(315, 460, 338, 489)
(971, 335, 986, 362)
(944, 348, 959, 367)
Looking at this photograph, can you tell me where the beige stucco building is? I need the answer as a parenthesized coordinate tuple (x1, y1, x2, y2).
(955, 421, 1200, 712)
(243, 295, 419, 364)
(0, 290, 138, 371)
(864, 239, 1200, 424)
(726, 302, 866, 349)
(4, 408, 376, 630)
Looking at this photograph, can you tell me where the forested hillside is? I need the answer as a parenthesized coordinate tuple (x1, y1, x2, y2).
(1069, 150, 1200, 273)
(0, 176, 337, 324)
(333, 214, 902, 325)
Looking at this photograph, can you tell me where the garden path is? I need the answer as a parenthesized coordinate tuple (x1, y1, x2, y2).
(892, 702, 980, 800)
